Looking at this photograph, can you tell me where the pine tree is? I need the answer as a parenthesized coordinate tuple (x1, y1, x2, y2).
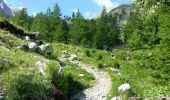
(13, 8, 32, 31)
(93, 7, 109, 49)
(53, 3, 62, 19)
(69, 10, 85, 45)
(52, 20, 69, 43)
(31, 13, 49, 41)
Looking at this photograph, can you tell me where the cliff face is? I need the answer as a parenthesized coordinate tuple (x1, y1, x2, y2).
(109, 4, 136, 31)
(0, 0, 16, 17)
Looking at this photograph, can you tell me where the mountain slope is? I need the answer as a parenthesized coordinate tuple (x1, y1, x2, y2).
(109, 4, 136, 30)
(0, 17, 95, 99)
(0, 0, 16, 17)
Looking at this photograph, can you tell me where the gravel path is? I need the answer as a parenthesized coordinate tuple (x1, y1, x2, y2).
(70, 61, 112, 100)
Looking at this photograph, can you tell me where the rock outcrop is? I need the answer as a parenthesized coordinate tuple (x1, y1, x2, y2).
(0, 0, 16, 17)
(109, 4, 136, 31)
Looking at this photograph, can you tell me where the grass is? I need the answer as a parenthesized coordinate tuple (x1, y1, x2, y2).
(0, 18, 169, 99)
(0, 29, 95, 99)
(51, 42, 170, 98)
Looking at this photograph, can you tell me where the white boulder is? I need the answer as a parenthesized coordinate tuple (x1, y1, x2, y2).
(38, 44, 49, 53)
(57, 67, 62, 78)
(118, 83, 131, 93)
(35, 60, 50, 76)
(79, 74, 84, 77)
(59, 58, 67, 63)
(25, 36, 31, 41)
(111, 97, 117, 100)
(28, 42, 38, 51)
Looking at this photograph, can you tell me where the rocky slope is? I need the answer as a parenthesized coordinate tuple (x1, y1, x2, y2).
(109, 4, 136, 31)
(0, 0, 16, 17)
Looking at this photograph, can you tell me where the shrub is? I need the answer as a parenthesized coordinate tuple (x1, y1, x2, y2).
(85, 49, 92, 57)
(97, 54, 103, 60)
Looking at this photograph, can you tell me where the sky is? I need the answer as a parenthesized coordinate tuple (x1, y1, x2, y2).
(4, 0, 132, 19)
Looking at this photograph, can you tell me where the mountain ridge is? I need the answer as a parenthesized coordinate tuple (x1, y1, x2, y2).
(0, 0, 16, 17)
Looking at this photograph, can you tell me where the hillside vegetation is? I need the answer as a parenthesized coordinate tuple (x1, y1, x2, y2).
(0, 0, 170, 99)
(0, 18, 95, 99)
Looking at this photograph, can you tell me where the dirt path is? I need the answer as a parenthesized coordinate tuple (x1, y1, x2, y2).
(70, 61, 112, 100)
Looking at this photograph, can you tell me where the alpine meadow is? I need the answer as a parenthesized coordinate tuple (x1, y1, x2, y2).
(0, 0, 170, 100)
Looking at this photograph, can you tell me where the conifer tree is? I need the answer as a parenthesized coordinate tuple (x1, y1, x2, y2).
(94, 7, 109, 49)
(13, 8, 32, 31)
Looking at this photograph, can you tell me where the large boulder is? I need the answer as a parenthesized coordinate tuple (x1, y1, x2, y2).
(118, 83, 131, 93)
(28, 42, 38, 51)
(25, 36, 31, 41)
(35, 60, 50, 76)
(34, 32, 41, 40)
(38, 44, 49, 53)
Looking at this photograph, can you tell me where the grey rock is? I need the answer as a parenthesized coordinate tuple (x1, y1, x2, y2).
(34, 32, 41, 40)
(25, 36, 31, 41)
(118, 83, 131, 93)
(38, 44, 49, 53)
(110, 54, 116, 59)
(57, 67, 62, 78)
(109, 4, 136, 31)
(59, 58, 67, 63)
(28, 42, 38, 51)
(35, 60, 50, 76)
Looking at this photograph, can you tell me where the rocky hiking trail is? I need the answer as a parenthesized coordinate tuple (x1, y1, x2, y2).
(70, 61, 112, 100)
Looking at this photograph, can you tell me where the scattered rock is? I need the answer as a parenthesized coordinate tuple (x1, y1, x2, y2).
(79, 74, 84, 77)
(126, 56, 132, 62)
(0, 46, 9, 51)
(28, 42, 38, 51)
(38, 44, 49, 53)
(118, 83, 131, 93)
(61, 54, 70, 58)
(0, 41, 5, 46)
(103, 64, 107, 67)
(35, 60, 50, 76)
(109, 67, 119, 73)
(25, 36, 31, 41)
(111, 96, 122, 100)
(110, 54, 116, 59)
(17, 44, 29, 50)
(111, 97, 117, 100)
(69, 54, 77, 61)
(57, 67, 62, 78)
(59, 58, 67, 63)
(34, 32, 41, 40)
